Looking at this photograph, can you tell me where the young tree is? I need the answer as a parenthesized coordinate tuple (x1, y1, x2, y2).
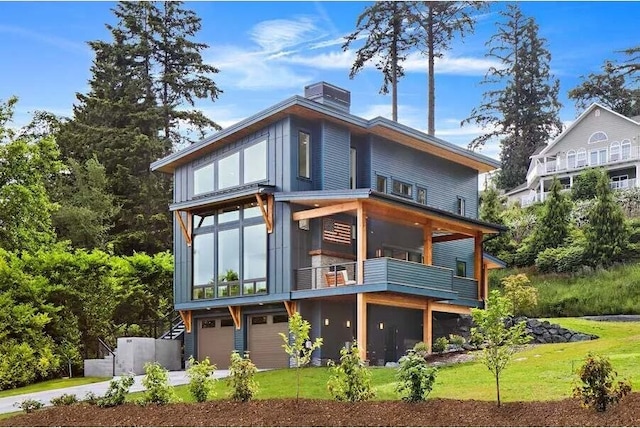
(406, 1, 487, 134)
(585, 171, 629, 267)
(571, 168, 601, 201)
(279, 312, 323, 402)
(343, 1, 416, 122)
(463, 4, 562, 190)
(533, 177, 571, 253)
(479, 185, 509, 256)
(471, 290, 530, 406)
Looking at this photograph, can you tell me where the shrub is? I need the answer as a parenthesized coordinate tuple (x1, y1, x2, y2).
(227, 351, 258, 402)
(396, 350, 438, 402)
(97, 374, 135, 408)
(14, 399, 44, 413)
(186, 357, 216, 403)
(83, 392, 99, 405)
(432, 337, 449, 354)
(448, 334, 465, 348)
(413, 341, 429, 354)
(536, 246, 585, 274)
(501, 274, 538, 315)
(50, 393, 78, 406)
(141, 362, 176, 405)
(327, 343, 375, 402)
(572, 352, 631, 412)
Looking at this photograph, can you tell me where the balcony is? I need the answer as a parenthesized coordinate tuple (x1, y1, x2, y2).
(522, 179, 637, 207)
(294, 258, 475, 301)
(535, 146, 639, 177)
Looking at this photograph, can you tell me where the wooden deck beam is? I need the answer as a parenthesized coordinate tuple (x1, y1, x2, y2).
(366, 293, 427, 311)
(432, 233, 469, 243)
(175, 210, 192, 247)
(430, 302, 472, 315)
(256, 194, 273, 233)
(292, 201, 359, 221)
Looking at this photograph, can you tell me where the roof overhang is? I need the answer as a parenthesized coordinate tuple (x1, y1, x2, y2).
(170, 184, 275, 212)
(151, 97, 500, 175)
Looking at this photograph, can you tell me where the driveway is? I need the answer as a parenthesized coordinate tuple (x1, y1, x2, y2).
(0, 370, 230, 414)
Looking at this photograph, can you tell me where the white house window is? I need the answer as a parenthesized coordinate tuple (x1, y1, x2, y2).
(576, 149, 587, 167)
(590, 148, 607, 166)
(567, 150, 576, 169)
(588, 131, 608, 144)
(622, 139, 632, 159)
(611, 175, 629, 190)
(610, 142, 620, 161)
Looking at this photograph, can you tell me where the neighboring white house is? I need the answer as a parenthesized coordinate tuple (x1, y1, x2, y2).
(505, 103, 640, 207)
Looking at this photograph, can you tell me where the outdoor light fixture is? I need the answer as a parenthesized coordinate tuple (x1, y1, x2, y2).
(324, 318, 330, 326)
(346, 320, 351, 328)
(379, 322, 384, 330)
(298, 218, 310, 230)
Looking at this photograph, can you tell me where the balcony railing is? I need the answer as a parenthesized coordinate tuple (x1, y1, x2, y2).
(522, 179, 637, 207)
(536, 146, 639, 176)
(295, 262, 357, 291)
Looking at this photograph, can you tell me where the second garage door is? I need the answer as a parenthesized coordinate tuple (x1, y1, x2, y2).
(247, 313, 290, 368)
(197, 317, 235, 369)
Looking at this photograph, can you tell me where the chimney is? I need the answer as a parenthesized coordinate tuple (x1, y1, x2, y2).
(304, 82, 351, 113)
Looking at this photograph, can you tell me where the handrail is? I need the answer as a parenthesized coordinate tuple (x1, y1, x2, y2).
(97, 338, 116, 377)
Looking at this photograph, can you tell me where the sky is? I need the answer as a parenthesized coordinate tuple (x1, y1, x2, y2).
(1, 1, 640, 160)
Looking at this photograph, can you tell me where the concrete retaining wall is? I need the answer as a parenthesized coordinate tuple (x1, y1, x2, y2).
(84, 338, 182, 376)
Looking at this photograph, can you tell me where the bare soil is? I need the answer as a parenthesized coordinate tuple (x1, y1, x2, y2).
(4, 394, 640, 427)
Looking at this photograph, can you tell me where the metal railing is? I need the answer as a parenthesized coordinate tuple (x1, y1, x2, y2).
(295, 262, 357, 291)
(97, 338, 116, 377)
(536, 146, 640, 176)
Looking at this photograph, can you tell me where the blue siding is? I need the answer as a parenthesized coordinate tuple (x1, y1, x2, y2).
(369, 136, 479, 217)
(322, 121, 351, 190)
(452, 276, 478, 300)
(433, 239, 476, 279)
(184, 331, 195, 360)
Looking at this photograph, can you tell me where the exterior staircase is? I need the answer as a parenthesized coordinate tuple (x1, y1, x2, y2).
(159, 317, 185, 340)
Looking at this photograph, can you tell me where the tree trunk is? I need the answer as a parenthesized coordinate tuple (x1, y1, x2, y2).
(391, 4, 399, 122)
(427, 6, 435, 135)
(496, 372, 501, 407)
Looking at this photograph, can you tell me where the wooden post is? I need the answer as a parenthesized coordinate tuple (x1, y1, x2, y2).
(356, 201, 367, 284)
(357, 293, 367, 361)
(423, 221, 433, 265)
(483, 263, 489, 303)
(424, 301, 432, 353)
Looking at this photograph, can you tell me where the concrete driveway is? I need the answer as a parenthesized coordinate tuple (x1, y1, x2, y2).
(0, 370, 230, 414)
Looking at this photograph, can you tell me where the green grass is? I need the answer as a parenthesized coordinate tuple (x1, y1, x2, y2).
(0, 377, 109, 399)
(489, 263, 640, 317)
(131, 319, 640, 404)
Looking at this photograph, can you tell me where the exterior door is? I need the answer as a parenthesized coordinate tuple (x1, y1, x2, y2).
(197, 317, 235, 368)
(247, 313, 290, 368)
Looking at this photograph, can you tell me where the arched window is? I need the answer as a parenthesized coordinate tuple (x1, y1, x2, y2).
(610, 141, 620, 161)
(588, 131, 608, 144)
(622, 139, 631, 160)
(576, 149, 587, 167)
(567, 150, 576, 169)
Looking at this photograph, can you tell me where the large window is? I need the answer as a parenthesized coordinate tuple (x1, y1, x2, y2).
(298, 131, 311, 179)
(567, 150, 576, 169)
(194, 163, 215, 195)
(243, 140, 267, 183)
(622, 139, 631, 160)
(192, 204, 267, 300)
(218, 152, 240, 189)
(610, 142, 620, 162)
(576, 149, 587, 167)
(590, 148, 607, 166)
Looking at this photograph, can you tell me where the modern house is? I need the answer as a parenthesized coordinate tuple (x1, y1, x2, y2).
(151, 82, 506, 369)
(506, 103, 640, 206)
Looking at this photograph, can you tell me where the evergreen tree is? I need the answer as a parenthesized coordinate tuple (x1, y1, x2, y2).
(585, 171, 629, 267)
(462, 4, 562, 190)
(343, 1, 416, 122)
(569, 57, 640, 117)
(479, 185, 508, 256)
(571, 168, 600, 201)
(533, 177, 571, 253)
(406, 1, 487, 135)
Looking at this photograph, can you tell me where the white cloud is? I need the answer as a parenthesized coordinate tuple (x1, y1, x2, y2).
(403, 52, 499, 75)
(0, 25, 89, 55)
(279, 50, 356, 70)
(249, 17, 323, 53)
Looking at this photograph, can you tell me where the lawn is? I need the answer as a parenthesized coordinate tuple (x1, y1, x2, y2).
(0, 377, 109, 399)
(138, 318, 640, 404)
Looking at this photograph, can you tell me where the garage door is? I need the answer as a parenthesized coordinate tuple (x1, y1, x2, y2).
(248, 314, 290, 368)
(197, 317, 235, 368)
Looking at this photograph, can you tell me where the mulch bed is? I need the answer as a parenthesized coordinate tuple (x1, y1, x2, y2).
(4, 394, 640, 427)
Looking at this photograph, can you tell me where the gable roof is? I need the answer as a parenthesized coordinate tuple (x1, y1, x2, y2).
(536, 103, 640, 158)
(151, 95, 500, 174)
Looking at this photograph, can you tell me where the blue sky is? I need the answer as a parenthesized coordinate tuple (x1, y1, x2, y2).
(1, 1, 639, 159)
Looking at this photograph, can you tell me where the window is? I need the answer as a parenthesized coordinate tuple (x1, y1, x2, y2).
(417, 187, 427, 205)
(194, 214, 214, 229)
(350, 147, 357, 189)
(392, 179, 412, 198)
(622, 139, 631, 159)
(457, 197, 466, 216)
(590, 148, 607, 166)
(588, 131, 608, 144)
(456, 260, 467, 277)
(251, 316, 267, 325)
(194, 163, 215, 195)
(218, 152, 240, 189)
(567, 150, 576, 169)
(610, 142, 620, 161)
(218, 206, 239, 224)
(193, 233, 214, 299)
(380, 246, 422, 263)
(221, 319, 235, 327)
(243, 140, 267, 184)
(218, 228, 240, 297)
(611, 175, 629, 189)
(376, 175, 387, 193)
(298, 131, 311, 179)
(202, 320, 216, 328)
(243, 223, 267, 286)
(273, 314, 289, 323)
(576, 149, 587, 167)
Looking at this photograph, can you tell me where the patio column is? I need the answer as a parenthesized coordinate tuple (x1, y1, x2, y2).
(475, 231, 483, 300)
(357, 293, 367, 360)
(423, 300, 432, 353)
(423, 221, 433, 265)
(356, 201, 367, 284)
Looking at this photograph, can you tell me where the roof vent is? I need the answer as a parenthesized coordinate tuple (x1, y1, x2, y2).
(304, 82, 351, 113)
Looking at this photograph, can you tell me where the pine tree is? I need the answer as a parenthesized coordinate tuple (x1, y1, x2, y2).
(343, 1, 416, 122)
(533, 177, 571, 253)
(479, 185, 508, 256)
(462, 4, 562, 190)
(585, 171, 629, 267)
(406, 1, 487, 135)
